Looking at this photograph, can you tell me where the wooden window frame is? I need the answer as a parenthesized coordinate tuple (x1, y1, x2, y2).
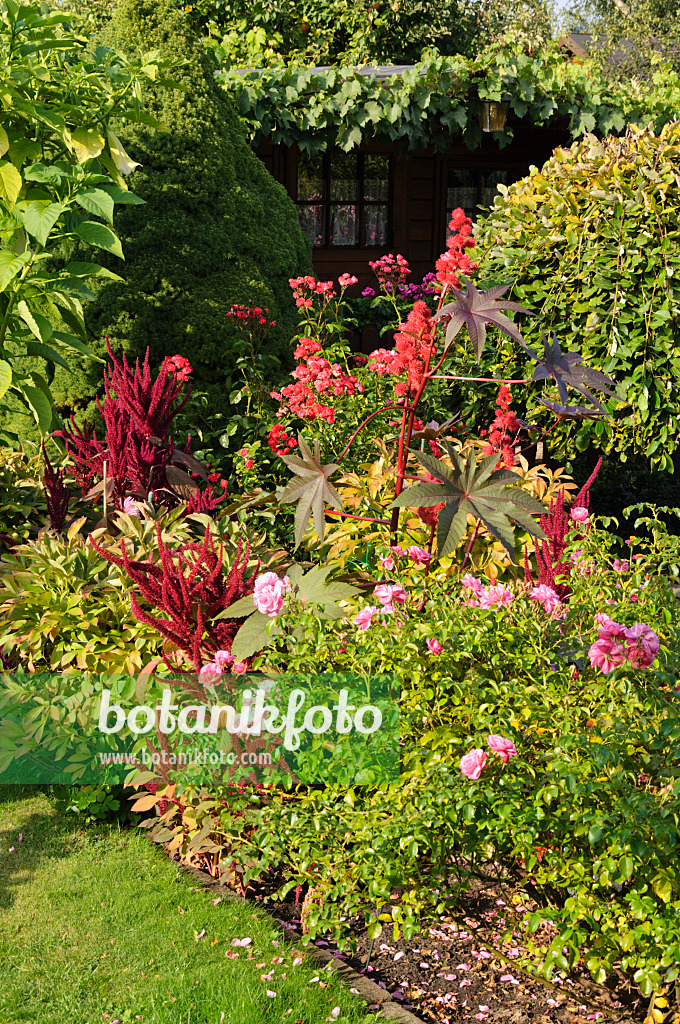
(294, 148, 395, 250)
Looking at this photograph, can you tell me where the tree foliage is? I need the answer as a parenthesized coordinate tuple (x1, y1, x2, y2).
(0, 0, 174, 442)
(51, 0, 313, 425)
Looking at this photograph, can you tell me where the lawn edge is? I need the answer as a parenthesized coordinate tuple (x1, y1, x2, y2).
(179, 862, 427, 1024)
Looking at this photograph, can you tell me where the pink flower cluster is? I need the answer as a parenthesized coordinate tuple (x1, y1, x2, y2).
(353, 584, 408, 629)
(461, 575, 514, 609)
(529, 583, 564, 618)
(289, 275, 336, 308)
(271, 337, 362, 424)
(199, 649, 247, 686)
(435, 209, 478, 290)
(253, 572, 290, 617)
(368, 253, 410, 293)
(379, 545, 431, 571)
(460, 735, 518, 779)
(338, 273, 359, 288)
(588, 614, 659, 674)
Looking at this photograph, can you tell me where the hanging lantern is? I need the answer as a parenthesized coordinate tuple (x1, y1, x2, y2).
(477, 97, 511, 133)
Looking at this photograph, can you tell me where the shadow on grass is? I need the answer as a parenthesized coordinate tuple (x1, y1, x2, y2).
(0, 785, 85, 912)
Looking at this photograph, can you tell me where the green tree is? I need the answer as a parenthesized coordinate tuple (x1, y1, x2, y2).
(0, 0, 174, 442)
(52, 0, 312, 423)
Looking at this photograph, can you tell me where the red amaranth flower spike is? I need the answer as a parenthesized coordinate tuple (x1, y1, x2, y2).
(42, 444, 70, 532)
(91, 524, 258, 671)
(104, 339, 190, 440)
(524, 458, 602, 598)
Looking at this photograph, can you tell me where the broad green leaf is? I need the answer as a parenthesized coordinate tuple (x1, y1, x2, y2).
(214, 593, 257, 620)
(0, 126, 8, 158)
(17, 299, 53, 341)
(74, 221, 124, 259)
(231, 610, 282, 663)
(22, 199, 64, 246)
(23, 163, 70, 185)
(391, 443, 547, 560)
(295, 565, 357, 618)
(74, 187, 115, 225)
(100, 184, 145, 206)
(0, 160, 22, 210)
(0, 359, 11, 398)
(0, 250, 29, 291)
(69, 127, 105, 163)
(21, 383, 52, 433)
(25, 341, 70, 371)
(63, 261, 124, 282)
(279, 435, 343, 548)
(8, 138, 41, 168)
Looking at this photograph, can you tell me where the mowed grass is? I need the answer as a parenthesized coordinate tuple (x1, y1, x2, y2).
(0, 788, 372, 1024)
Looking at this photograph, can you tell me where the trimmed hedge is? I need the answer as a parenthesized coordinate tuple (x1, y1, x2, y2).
(476, 122, 680, 472)
(50, 0, 312, 422)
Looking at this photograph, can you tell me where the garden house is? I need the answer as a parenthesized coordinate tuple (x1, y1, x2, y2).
(221, 52, 649, 291)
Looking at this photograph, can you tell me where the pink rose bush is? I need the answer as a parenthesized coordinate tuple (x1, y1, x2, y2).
(460, 749, 487, 779)
(461, 575, 514, 609)
(487, 734, 518, 763)
(529, 584, 564, 618)
(253, 572, 291, 617)
(588, 614, 659, 674)
(461, 735, 518, 777)
(374, 583, 408, 613)
(354, 606, 380, 631)
(199, 650, 246, 686)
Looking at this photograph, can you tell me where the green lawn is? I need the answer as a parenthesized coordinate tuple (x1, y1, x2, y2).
(0, 788, 372, 1024)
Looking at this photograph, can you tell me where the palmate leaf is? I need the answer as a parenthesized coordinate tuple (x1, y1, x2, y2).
(390, 442, 547, 560)
(279, 434, 343, 548)
(527, 333, 625, 414)
(433, 281, 532, 361)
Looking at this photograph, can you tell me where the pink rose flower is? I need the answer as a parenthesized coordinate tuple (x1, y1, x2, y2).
(528, 584, 561, 615)
(407, 546, 432, 568)
(378, 553, 395, 571)
(354, 606, 379, 631)
(570, 506, 590, 526)
(487, 734, 518, 764)
(624, 623, 659, 668)
(253, 572, 290, 617)
(233, 661, 248, 674)
(461, 574, 484, 597)
(426, 638, 444, 654)
(479, 584, 514, 609)
(199, 661, 222, 687)
(214, 650, 234, 669)
(460, 749, 487, 779)
(593, 613, 626, 636)
(588, 636, 627, 674)
(374, 583, 408, 608)
(612, 559, 629, 572)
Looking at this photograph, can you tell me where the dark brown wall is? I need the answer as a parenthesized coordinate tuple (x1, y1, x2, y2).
(254, 126, 569, 300)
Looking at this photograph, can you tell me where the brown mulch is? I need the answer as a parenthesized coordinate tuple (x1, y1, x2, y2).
(244, 875, 645, 1024)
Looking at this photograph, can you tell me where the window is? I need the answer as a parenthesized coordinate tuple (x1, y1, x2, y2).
(296, 151, 392, 248)
(446, 167, 510, 236)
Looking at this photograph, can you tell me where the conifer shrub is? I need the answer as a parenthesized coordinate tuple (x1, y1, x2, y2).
(50, 0, 312, 422)
(476, 123, 680, 472)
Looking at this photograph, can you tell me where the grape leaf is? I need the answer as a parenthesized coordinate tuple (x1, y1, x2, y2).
(526, 333, 625, 414)
(390, 441, 547, 560)
(434, 281, 532, 361)
(278, 435, 342, 548)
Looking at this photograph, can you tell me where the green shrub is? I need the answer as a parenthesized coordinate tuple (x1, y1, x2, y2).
(50, 0, 313, 424)
(476, 122, 680, 471)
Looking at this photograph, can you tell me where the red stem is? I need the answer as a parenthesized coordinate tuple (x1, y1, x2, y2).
(459, 518, 481, 574)
(337, 402, 398, 462)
